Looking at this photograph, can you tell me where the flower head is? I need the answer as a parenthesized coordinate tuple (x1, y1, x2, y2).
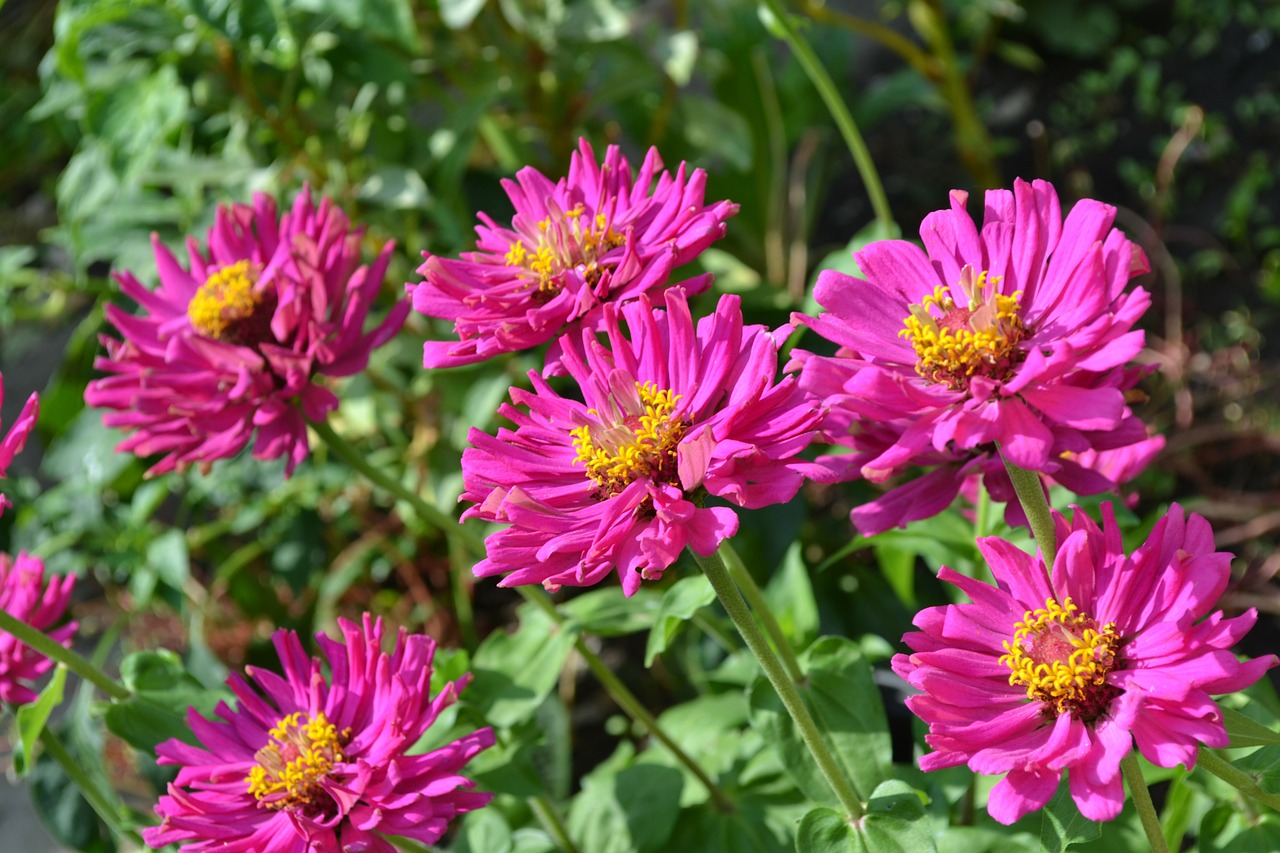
(410, 138, 738, 371)
(0, 552, 76, 705)
(144, 615, 494, 852)
(791, 180, 1154, 535)
(86, 189, 410, 476)
(0, 374, 38, 517)
(892, 503, 1277, 824)
(461, 289, 823, 596)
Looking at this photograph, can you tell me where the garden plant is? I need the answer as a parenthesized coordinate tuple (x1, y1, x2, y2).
(2, 1, 1280, 851)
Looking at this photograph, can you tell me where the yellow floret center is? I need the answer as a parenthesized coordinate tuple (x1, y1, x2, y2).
(570, 381, 687, 498)
(505, 204, 624, 299)
(899, 267, 1027, 391)
(187, 261, 270, 343)
(245, 711, 346, 810)
(998, 597, 1122, 721)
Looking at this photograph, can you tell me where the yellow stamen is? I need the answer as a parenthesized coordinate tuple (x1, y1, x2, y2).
(998, 597, 1121, 720)
(187, 261, 266, 342)
(571, 382, 686, 498)
(504, 208, 624, 297)
(245, 711, 346, 810)
(898, 268, 1026, 391)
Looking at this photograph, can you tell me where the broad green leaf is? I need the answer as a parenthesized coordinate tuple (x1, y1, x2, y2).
(103, 695, 194, 752)
(469, 604, 577, 727)
(796, 781, 933, 853)
(667, 793, 790, 853)
(1234, 744, 1280, 794)
(1223, 706, 1280, 747)
(764, 543, 818, 648)
(146, 528, 190, 594)
(14, 666, 67, 776)
(935, 827, 1038, 853)
(454, 806, 514, 853)
(644, 574, 716, 666)
(1039, 779, 1101, 852)
(440, 0, 488, 29)
(567, 764, 685, 853)
(1201, 804, 1280, 853)
(561, 586, 662, 637)
(748, 636, 890, 805)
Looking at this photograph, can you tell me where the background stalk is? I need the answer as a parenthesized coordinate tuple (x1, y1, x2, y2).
(0, 609, 128, 700)
(999, 450, 1058, 567)
(1120, 752, 1172, 853)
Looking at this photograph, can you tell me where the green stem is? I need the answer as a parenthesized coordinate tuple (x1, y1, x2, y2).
(719, 542, 803, 682)
(1120, 752, 1172, 853)
(758, 0, 895, 235)
(310, 419, 485, 554)
(516, 586, 736, 813)
(0, 609, 128, 701)
(999, 451, 1058, 569)
(39, 728, 142, 844)
(693, 548, 864, 818)
(1199, 749, 1280, 813)
(529, 793, 581, 853)
(912, 0, 1003, 189)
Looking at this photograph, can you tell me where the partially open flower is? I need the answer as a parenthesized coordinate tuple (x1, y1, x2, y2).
(145, 615, 494, 852)
(410, 138, 738, 372)
(892, 504, 1276, 824)
(461, 289, 824, 596)
(86, 189, 409, 476)
(791, 180, 1154, 535)
(0, 552, 75, 706)
(0, 374, 37, 517)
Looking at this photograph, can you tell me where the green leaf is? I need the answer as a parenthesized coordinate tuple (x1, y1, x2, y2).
(13, 666, 67, 776)
(1224, 706, 1280, 747)
(796, 781, 934, 853)
(935, 827, 1038, 853)
(644, 574, 716, 666)
(106, 649, 220, 750)
(1039, 779, 1102, 852)
(667, 792, 790, 853)
(561, 586, 662, 637)
(748, 636, 890, 805)
(1234, 744, 1280, 794)
(454, 806, 514, 853)
(1201, 805, 1280, 853)
(567, 764, 685, 853)
(30, 734, 116, 853)
(764, 543, 818, 648)
(440, 0, 488, 29)
(146, 528, 191, 594)
(469, 604, 577, 727)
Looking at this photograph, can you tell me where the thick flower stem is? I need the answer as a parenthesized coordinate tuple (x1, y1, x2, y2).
(529, 793, 581, 853)
(719, 542, 803, 683)
(39, 728, 143, 845)
(693, 548, 865, 819)
(0, 609, 128, 701)
(1199, 749, 1280, 813)
(516, 586, 736, 814)
(1121, 752, 1172, 853)
(999, 451, 1058, 568)
(757, 0, 895, 235)
(310, 419, 485, 554)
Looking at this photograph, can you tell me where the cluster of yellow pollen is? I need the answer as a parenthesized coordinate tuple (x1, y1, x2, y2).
(570, 382, 686, 498)
(187, 260, 266, 342)
(245, 711, 346, 810)
(998, 597, 1121, 720)
(898, 270, 1027, 391)
(504, 205, 624, 298)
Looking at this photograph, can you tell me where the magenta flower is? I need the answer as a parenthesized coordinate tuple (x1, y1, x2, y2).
(791, 179, 1154, 535)
(410, 138, 738, 371)
(892, 503, 1276, 824)
(144, 615, 494, 852)
(0, 552, 76, 706)
(85, 189, 410, 476)
(461, 289, 823, 596)
(0, 374, 38, 516)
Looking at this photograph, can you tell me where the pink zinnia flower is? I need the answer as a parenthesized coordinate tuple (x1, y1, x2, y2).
(86, 189, 410, 476)
(144, 615, 494, 852)
(410, 138, 738, 371)
(791, 179, 1154, 535)
(0, 374, 38, 516)
(461, 289, 823, 596)
(892, 503, 1277, 824)
(0, 552, 76, 706)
